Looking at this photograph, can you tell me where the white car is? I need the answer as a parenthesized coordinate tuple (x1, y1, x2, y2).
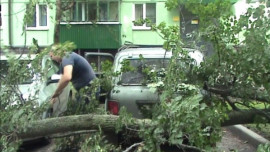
(39, 52, 114, 117)
(38, 55, 71, 117)
(0, 54, 38, 105)
(0, 54, 70, 117)
(105, 47, 204, 118)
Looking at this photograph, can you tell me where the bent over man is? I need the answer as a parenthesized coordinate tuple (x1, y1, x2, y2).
(49, 50, 96, 104)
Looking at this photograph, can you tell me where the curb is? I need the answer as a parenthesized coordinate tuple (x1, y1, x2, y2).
(227, 125, 270, 148)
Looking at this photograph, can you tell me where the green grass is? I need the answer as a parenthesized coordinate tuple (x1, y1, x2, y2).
(232, 102, 270, 141)
(245, 124, 270, 140)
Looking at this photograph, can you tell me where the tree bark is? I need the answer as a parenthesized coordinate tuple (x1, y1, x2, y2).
(53, 0, 62, 44)
(18, 114, 150, 140)
(53, 0, 75, 44)
(205, 85, 269, 103)
(222, 109, 270, 126)
(17, 109, 270, 140)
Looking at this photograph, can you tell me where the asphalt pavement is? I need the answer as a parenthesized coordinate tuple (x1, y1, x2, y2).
(217, 125, 270, 152)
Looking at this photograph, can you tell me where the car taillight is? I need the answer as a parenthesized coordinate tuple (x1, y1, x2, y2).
(108, 100, 119, 115)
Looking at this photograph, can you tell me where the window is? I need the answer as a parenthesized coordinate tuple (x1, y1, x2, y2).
(27, 4, 48, 29)
(88, 2, 97, 21)
(133, 3, 156, 30)
(0, 5, 2, 27)
(62, 1, 119, 22)
(247, 0, 259, 2)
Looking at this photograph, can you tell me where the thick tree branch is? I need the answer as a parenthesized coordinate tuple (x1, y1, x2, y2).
(224, 96, 240, 111)
(17, 114, 150, 140)
(62, 0, 75, 11)
(49, 130, 97, 139)
(176, 143, 203, 152)
(204, 83, 269, 103)
(53, 0, 62, 44)
(203, 82, 231, 96)
(222, 109, 270, 126)
(15, 109, 270, 141)
(123, 142, 143, 152)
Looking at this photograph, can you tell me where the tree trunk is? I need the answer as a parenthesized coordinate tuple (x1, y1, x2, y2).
(53, 0, 62, 44)
(17, 109, 269, 140)
(222, 109, 270, 126)
(18, 114, 150, 140)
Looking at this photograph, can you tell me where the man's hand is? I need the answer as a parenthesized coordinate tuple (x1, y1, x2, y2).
(50, 97, 57, 105)
(51, 65, 72, 104)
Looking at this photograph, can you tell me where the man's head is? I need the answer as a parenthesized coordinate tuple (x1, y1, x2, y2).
(49, 51, 62, 63)
(49, 44, 64, 63)
(48, 42, 75, 62)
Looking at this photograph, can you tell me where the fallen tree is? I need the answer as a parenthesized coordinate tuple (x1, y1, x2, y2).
(17, 114, 148, 140)
(1, 1, 269, 151)
(17, 109, 270, 140)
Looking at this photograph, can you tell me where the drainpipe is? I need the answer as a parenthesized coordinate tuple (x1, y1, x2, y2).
(8, 0, 13, 47)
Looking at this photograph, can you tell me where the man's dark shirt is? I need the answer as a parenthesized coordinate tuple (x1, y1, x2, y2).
(60, 52, 96, 90)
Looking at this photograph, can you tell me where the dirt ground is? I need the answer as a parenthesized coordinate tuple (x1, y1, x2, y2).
(20, 127, 257, 152)
(217, 127, 256, 152)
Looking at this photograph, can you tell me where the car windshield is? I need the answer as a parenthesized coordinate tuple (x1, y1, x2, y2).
(121, 58, 169, 85)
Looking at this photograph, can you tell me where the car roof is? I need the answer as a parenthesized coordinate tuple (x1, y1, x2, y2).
(85, 52, 114, 58)
(0, 54, 36, 60)
(116, 47, 170, 57)
(115, 47, 204, 63)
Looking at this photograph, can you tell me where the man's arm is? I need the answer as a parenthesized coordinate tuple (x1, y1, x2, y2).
(52, 65, 73, 98)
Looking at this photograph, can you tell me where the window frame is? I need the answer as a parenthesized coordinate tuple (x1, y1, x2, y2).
(61, 0, 120, 24)
(247, 0, 259, 2)
(0, 5, 2, 28)
(26, 4, 49, 30)
(132, 3, 156, 30)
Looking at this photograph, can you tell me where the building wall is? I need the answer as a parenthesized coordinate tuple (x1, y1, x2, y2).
(120, 0, 179, 45)
(1, 0, 179, 50)
(0, 0, 55, 49)
(0, 2, 8, 47)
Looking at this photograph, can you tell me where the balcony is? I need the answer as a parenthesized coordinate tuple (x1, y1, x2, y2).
(60, 23, 121, 49)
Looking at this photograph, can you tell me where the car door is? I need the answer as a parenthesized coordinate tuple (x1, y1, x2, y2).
(84, 52, 114, 103)
(84, 52, 114, 77)
(0, 55, 37, 104)
(39, 55, 71, 118)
